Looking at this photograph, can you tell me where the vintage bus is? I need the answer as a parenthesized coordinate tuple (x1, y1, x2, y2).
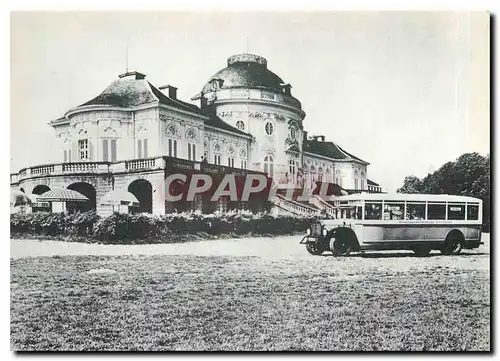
(301, 193, 483, 256)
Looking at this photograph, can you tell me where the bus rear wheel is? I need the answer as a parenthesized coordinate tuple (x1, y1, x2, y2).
(413, 245, 431, 257)
(329, 237, 352, 256)
(440, 233, 464, 255)
(306, 243, 325, 256)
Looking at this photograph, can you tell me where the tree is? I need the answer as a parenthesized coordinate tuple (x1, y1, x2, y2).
(397, 176, 424, 194)
(397, 153, 490, 231)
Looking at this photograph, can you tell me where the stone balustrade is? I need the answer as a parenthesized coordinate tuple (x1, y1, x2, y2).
(124, 158, 164, 172)
(273, 194, 318, 216)
(310, 195, 336, 217)
(31, 165, 55, 175)
(62, 163, 101, 173)
(11, 155, 265, 185)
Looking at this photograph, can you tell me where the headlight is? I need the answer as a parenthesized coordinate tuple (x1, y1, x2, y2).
(322, 228, 328, 237)
(306, 228, 311, 236)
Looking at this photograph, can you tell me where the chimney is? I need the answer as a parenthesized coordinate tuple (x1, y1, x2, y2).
(311, 135, 325, 142)
(159, 85, 178, 100)
(118, 71, 146, 80)
(200, 93, 207, 108)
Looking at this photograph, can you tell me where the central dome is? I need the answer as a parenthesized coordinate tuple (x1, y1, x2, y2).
(201, 53, 285, 93)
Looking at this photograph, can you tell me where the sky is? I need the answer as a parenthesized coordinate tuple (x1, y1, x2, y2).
(10, 11, 490, 192)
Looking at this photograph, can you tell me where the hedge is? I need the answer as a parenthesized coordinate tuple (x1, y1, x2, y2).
(10, 211, 325, 244)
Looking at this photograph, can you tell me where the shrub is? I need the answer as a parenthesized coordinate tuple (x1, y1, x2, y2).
(11, 210, 323, 244)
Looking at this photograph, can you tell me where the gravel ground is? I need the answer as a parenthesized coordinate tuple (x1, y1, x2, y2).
(11, 233, 490, 274)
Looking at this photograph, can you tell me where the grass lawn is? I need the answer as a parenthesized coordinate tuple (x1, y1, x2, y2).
(11, 250, 490, 351)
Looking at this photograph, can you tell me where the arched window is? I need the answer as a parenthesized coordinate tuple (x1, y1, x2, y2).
(264, 156, 274, 178)
(240, 148, 247, 169)
(326, 167, 332, 183)
(310, 166, 316, 183)
(318, 167, 323, 182)
(290, 126, 296, 140)
(288, 159, 296, 176)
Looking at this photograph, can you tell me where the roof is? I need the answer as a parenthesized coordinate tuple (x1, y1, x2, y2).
(79, 77, 158, 108)
(303, 138, 369, 164)
(367, 179, 380, 186)
(74, 72, 204, 115)
(202, 108, 252, 137)
(149, 83, 203, 115)
(37, 188, 89, 202)
(200, 53, 302, 109)
(202, 54, 284, 93)
(333, 193, 482, 203)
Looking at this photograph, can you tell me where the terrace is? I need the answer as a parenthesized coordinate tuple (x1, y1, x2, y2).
(10, 156, 263, 185)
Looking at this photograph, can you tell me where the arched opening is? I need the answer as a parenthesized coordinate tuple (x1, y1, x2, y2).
(128, 179, 153, 214)
(31, 184, 51, 212)
(264, 156, 274, 179)
(32, 184, 50, 195)
(67, 182, 96, 213)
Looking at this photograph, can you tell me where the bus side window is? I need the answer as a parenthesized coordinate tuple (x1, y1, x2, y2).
(448, 204, 465, 220)
(365, 202, 382, 220)
(406, 203, 425, 220)
(467, 204, 479, 220)
(427, 203, 446, 220)
(384, 203, 404, 220)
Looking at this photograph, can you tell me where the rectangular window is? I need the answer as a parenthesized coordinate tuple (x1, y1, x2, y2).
(467, 204, 479, 220)
(137, 139, 142, 158)
(214, 154, 221, 165)
(427, 203, 446, 220)
(383, 203, 404, 220)
(168, 139, 178, 157)
(187, 143, 196, 161)
(78, 139, 88, 161)
(365, 202, 382, 220)
(63, 150, 67, 163)
(405, 203, 425, 220)
(143, 139, 148, 158)
(356, 206, 362, 220)
(102, 139, 109, 161)
(228, 157, 234, 168)
(448, 203, 465, 220)
(354, 179, 358, 190)
(110, 139, 117, 162)
(68, 150, 71, 162)
(241, 160, 247, 169)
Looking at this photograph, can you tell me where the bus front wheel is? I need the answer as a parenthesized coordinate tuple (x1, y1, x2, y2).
(306, 243, 325, 256)
(329, 237, 352, 256)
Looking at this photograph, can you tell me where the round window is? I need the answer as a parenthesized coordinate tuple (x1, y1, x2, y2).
(265, 121, 274, 135)
(236, 121, 245, 131)
(290, 127, 296, 140)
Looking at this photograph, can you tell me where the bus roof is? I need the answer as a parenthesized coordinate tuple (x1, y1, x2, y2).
(333, 193, 482, 203)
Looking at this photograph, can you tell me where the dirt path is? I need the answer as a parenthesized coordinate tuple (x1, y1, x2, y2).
(11, 234, 490, 274)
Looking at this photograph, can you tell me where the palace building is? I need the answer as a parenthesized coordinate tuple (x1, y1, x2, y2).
(10, 53, 382, 216)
